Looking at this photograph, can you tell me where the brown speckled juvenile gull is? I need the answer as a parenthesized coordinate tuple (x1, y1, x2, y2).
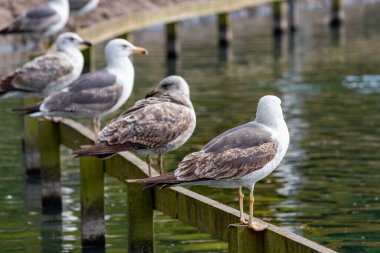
(69, 0, 100, 15)
(1, 33, 91, 99)
(138, 95, 289, 231)
(73, 76, 196, 176)
(15, 39, 148, 137)
(0, 0, 69, 37)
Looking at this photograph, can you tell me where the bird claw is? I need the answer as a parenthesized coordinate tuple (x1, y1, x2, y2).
(240, 218, 248, 225)
(248, 221, 268, 231)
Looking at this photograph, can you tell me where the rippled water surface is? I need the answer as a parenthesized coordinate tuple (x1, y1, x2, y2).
(0, 2, 380, 252)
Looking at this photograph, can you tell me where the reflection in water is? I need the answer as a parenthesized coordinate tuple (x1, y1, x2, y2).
(0, 2, 380, 253)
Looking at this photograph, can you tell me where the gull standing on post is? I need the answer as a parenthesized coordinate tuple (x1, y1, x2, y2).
(69, 0, 100, 15)
(0, 0, 70, 37)
(1, 32, 91, 99)
(73, 76, 196, 176)
(15, 39, 148, 138)
(138, 95, 289, 231)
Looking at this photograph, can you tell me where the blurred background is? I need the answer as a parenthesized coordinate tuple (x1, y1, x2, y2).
(0, 0, 379, 252)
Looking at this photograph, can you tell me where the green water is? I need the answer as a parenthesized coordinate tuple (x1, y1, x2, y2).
(1, 2, 380, 252)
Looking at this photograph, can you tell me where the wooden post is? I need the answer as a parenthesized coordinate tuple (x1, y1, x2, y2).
(166, 22, 180, 60)
(82, 46, 96, 74)
(228, 224, 264, 252)
(218, 13, 232, 48)
(126, 181, 154, 253)
(22, 98, 41, 181)
(287, 0, 298, 32)
(330, 0, 344, 27)
(80, 156, 105, 249)
(273, 0, 288, 35)
(39, 120, 62, 213)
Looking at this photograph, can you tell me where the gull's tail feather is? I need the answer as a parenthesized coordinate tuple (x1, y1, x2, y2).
(12, 103, 41, 114)
(137, 173, 182, 189)
(72, 143, 131, 159)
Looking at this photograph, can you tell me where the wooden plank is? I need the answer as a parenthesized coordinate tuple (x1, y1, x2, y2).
(228, 224, 264, 252)
(59, 118, 94, 150)
(155, 187, 337, 253)
(80, 156, 105, 249)
(77, 0, 280, 44)
(22, 98, 41, 180)
(126, 182, 154, 253)
(39, 120, 62, 213)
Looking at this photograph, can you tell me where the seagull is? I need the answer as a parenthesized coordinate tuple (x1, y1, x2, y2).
(69, 0, 100, 15)
(1, 32, 91, 99)
(0, 0, 70, 37)
(15, 39, 148, 137)
(138, 95, 289, 231)
(73, 76, 196, 176)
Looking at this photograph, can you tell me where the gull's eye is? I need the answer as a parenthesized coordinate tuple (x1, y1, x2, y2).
(122, 44, 128, 49)
(69, 37, 75, 42)
(162, 83, 170, 89)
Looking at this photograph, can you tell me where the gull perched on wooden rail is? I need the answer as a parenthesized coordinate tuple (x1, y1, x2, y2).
(1, 32, 91, 99)
(14, 39, 148, 138)
(138, 95, 289, 231)
(69, 0, 100, 15)
(73, 76, 196, 176)
(0, 0, 70, 37)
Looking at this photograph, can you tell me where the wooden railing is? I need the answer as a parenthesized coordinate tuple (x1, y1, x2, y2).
(35, 118, 337, 253)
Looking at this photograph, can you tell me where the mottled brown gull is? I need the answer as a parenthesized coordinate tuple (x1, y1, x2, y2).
(138, 95, 289, 231)
(73, 76, 196, 176)
(0, 0, 69, 37)
(1, 32, 91, 99)
(15, 39, 148, 137)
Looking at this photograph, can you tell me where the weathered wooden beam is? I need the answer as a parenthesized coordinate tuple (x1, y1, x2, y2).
(39, 120, 62, 213)
(228, 224, 264, 252)
(77, 0, 277, 45)
(330, 0, 344, 27)
(273, 0, 288, 35)
(22, 98, 41, 181)
(80, 156, 105, 249)
(166, 22, 180, 60)
(126, 181, 154, 253)
(218, 13, 232, 48)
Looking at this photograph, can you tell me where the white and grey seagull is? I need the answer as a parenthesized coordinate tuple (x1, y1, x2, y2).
(1, 32, 91, 99)
(73, 76, 196, 176)
(138, 95, 289, 231)
(15, 39, 148, 137)
(0, 0, 70, 37)
(69, 0, 100, 15)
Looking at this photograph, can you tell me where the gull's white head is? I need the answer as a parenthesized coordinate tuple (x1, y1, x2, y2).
(145, 76, 190, 98)
(105, 39, 148, 68)
(255, 95, 284, 126)
(56, 32, 92, 51)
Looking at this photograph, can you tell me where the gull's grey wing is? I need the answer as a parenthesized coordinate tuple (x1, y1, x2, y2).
(1, 4, 60, 34)
(42, 71, 121, 115)
(69, 0, 90, 11)
(98, 95, 194, 150)
(0, 53, 73, 93)
(174, 122, 278, 180)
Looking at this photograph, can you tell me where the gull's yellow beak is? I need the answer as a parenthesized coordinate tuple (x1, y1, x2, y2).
(133, 47, 148, 55)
